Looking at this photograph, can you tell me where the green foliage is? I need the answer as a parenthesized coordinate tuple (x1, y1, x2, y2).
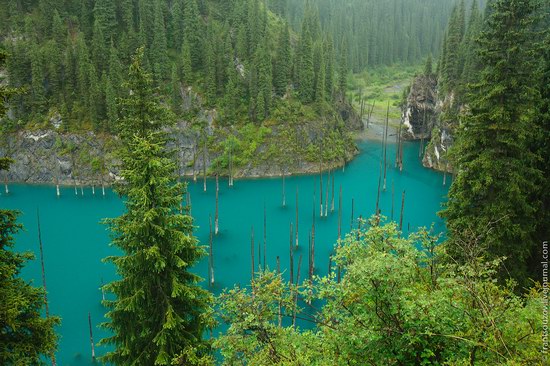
(441, 0, 543, 285)
(100, 48, 213, 365)
(0, 51, 59, 365)
(216, 220, 542, 365)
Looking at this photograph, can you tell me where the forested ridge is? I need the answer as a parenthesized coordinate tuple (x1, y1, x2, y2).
(0, 0, 456, 132)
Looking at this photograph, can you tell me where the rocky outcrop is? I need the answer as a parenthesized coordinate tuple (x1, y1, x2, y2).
(422, 93, 456, 172)
(401, 75, 455, 173)
(401, 75, 437, 139)
(0, 113, 360, 185)
(336, 94, 364, 131)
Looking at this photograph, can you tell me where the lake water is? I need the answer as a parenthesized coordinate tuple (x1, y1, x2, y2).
(1, 140, 450, 365)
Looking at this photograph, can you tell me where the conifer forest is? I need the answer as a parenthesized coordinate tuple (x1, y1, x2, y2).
(0, 0, 549, 365)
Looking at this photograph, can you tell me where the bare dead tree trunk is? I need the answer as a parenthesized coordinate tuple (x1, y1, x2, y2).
(203, 137, 207, 192)
(88, 313, 95, 361)
(250, 226, 255, 283)
(209, 215, 214, 286)
(324, 172, 329, 218)
(215, 175, 219, 235)
(383, 102, 389, 192)
(293, 254, 302, 330)
(282, 170, 286, 207)
(289, 222, 294, 285)
(399, 190, 406, 233)
(312, 197, 316, 275)
(37, 209, 56, 366)
(276, 256, 282, 327)
(351, 198, 354, 231)
(295, 187, 299, 248)
(263, 203, 267, 270)
(391, 180, 395, 221)
(330, 170, 335, 213)
(375, 161, 382, 220)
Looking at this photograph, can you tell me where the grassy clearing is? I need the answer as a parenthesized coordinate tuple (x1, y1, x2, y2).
(347, 64, 422, 127)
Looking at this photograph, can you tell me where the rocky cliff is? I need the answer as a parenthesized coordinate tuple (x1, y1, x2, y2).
(0, 101, 361, 185)
(401, 74, 455, 173)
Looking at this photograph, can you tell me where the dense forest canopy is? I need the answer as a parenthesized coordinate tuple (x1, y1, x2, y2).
(0, 0, 460, 132)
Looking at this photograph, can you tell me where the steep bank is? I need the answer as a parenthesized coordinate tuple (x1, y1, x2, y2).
(0, 101, 361, 185)
(400, 74, 454, 172)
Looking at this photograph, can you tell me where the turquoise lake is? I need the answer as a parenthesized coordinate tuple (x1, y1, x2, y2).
(1, 139, 450, 365)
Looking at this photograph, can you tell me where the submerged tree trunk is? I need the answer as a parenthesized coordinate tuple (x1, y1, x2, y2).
(209, 215, 214, 286)
(263, 203, 267, 270)
(276, 256, 282, 327)
(215, 175, 219, 235)
(282, 170, 286, 207)
(383, 103, 389, 192)
(203, 138, 207, 192)
(295, 188, 299, 248)
(289, 222, 294, 285)
(399, 190, 406, 233)
(250, 226, 255, 283)
(88, 313, 95, 361)
(37, 209, 57, 366)
(375, 161, 382, 219)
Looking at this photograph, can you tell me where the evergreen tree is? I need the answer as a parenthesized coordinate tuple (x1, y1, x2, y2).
(223, 45, 243, 123)
(424, 54, 433, 77)
(30, 43, 46, 115)
(441, 0, 542, 284)
(151, 0, 169, 83)
(0, 51, 60, 365)
(100, 49, 212, 365)
(172, 0, 185, 51)
(204, 31, 217, 105)
(181, 40, 193, 84)
(297, 22, 314, 103)
(460, 0, 483, 89)
(313, 42, 326, 102)
(532, 31, 550, 279)
(324, 36, 335, 100)
(91, 19, 107, 72)
(93, 0, 117, 43)
(442, 1, 466, 91)
(104, 75, 117, 130)
(170, 63, 181, 114)
(256, 37, 272, 120)
(108, 41, 124, 97)
(273, 23, 291, 97)
(338, 37, 348, 96)
(183, 0, 203, 70)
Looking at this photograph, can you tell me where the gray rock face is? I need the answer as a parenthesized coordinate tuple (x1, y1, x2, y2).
(400, 75, 455, 173)
(1, 130, 118, 185)
(422, 92, 457, 173)
(401, 75, 437, 140)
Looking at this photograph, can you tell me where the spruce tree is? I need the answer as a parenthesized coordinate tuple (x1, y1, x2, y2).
(183, 0, 203, 70)
(532, 31, 550, 279)
(0, 50, 59, 365)
(338, 37, 349, 96)
(30, 43, 46, 115)
(151, 0, 169, 83)
(100, 48, 212, 365)
(324, 36, 335, 100)
(181, 40, 193, 84)
(273, 23, 290, 97)
(424, 54, 433, 77)
(256, 38, 272, 120)
(441, 0, 542, 284)
(297, 23, 314, 103)
(93, 0, 116, 42)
